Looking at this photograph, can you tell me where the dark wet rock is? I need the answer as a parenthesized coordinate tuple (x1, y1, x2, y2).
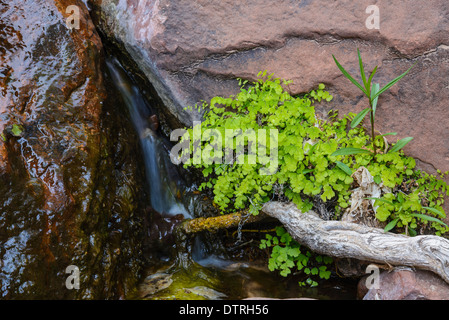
(145, 208, 185, 259)
(90, 0, 449, 177)
(359, 268, 449, 300)
(182, 286, 227, 300)
(334, 258, 372, 278)
(148, 114, 159, 131)
(139, 272, 173, 297)
(0, 0, 148, 299)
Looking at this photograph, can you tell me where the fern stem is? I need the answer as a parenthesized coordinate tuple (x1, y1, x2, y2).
(370, 104, 377, 158)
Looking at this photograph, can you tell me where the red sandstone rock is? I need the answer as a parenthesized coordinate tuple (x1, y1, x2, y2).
(360, 268, 449, 300)
(91, 0, 449, 178)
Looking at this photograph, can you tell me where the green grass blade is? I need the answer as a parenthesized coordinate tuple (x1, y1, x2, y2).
(351, 108, 371, 129)
(422, 207, 446, 219)
(388, 137, 413, 153)
(302, 169, 314, 174)
(410, 213, 448, 228)
(350, 107, 370, 128)
(367, 66, 378, 92)
(380, 132, 398, 136)
(331, 147, 373, 156)
(408, 226, 417, 237)
(335, 161, 352, 176)
(384, 218, 399, 232)
(371, 62, 416, 101)
(332, 55, 368, 96)
(370, 83, 380, 119)
(357, 49, 368, 90)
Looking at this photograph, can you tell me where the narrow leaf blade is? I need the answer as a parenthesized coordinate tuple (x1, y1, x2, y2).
(367, 66, 378, 92)
(372, 62, 417, 101)
(389, 137, 413, 153)
(380, 132, 398, 137)
(331, 147, 373, 156)
(371, 83, 380, 119)
(410, 213, 448, 228)
(422, 207, 446, 219)
(408, 226, 417, 237)
(384, 218, 399, 232)
(335, 161, 353, 176)
(357, 49, 368, 90)
(332, 55, 368, 96)
(350, 107, 370, 128)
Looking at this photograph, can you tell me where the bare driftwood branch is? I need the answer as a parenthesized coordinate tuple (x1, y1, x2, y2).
(175, 198, 449, 284)
(262, 201, 449, 284)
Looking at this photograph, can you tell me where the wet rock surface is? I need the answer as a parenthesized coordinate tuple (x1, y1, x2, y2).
(359, 268, 449, 300)
(3, 0, 449, 300)
(0, 0, 149, 298)
(91, 0, 449, 176)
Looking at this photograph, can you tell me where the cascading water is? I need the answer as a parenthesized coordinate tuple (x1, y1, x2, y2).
(105, 55, 358, 300)
(106, 57, 190, 217)
(105, 56, 247, 298)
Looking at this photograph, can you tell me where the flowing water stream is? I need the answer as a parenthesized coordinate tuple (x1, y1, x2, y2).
(106, 57, 191, 218)
(105, 56, 358, 300)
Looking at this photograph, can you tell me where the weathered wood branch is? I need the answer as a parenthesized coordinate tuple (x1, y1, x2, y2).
(176, 200, 449, 284)
(262, 201, 449, 284)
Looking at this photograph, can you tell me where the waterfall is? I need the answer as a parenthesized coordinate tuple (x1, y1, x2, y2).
(106, 57, 190, 217)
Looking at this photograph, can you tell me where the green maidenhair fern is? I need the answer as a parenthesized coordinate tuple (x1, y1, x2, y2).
(180, 72, 448, 236)
(259, 226, 333, 287)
